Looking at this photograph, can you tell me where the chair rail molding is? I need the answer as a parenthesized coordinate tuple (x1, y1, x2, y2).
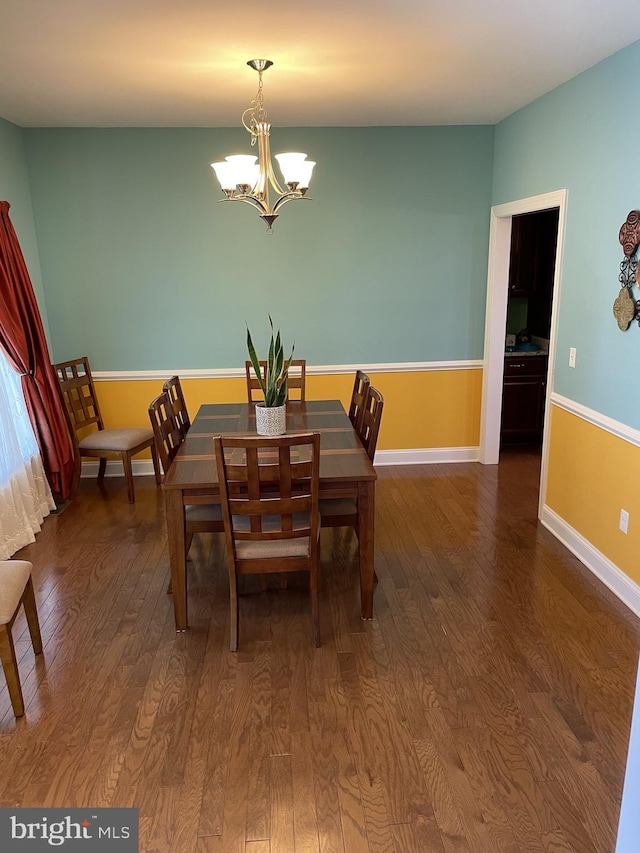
(91, 360, 483, 381)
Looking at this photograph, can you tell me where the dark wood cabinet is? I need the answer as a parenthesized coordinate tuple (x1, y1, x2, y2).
(508, 215, 537, 297)
(501, 355, 548, 444)
(508, 210, 559, 334)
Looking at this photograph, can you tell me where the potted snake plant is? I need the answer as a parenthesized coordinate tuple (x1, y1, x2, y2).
(246, 316, 294, 435)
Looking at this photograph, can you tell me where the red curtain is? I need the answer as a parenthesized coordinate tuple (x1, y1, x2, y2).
(0, 200, 75, 499)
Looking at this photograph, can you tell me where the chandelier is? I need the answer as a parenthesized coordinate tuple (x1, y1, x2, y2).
(211, 60, 315, 233)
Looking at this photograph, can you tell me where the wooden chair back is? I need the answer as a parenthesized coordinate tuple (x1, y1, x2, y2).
(148, 392, 183, 475)
(245, 359, 307, 404)
(162, 375, 191, 438)
(54, 356, 105, 434)
(348, 370, 370, 432)
(358, 385, 384, 462)
(214, 431, 321, 649)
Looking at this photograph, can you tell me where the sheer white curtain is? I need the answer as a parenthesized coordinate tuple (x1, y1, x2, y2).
(0, 347, 55, 559)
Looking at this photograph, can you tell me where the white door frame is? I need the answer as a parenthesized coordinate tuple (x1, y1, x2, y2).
(479, 189, 568, 516)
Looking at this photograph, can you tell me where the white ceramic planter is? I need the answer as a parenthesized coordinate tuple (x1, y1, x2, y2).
(255, 403, 286, 436)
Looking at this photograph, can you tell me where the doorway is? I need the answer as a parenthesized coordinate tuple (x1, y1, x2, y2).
(479, 189, 567, 517)
(501, 208, 558, 449)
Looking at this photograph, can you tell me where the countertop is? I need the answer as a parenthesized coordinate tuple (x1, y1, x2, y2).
(505, 350, 548, 357)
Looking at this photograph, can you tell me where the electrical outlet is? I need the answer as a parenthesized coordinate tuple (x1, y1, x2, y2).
(620, 509, 629, 534)
(569, 347, 577, 368)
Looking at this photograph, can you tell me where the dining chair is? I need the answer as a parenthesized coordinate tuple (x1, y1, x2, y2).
(54, 356, 160, 503)
(320, 385, 384, 533)
(357, 385, 384, 462)
(214, 431, 321, 651)
(162, 375, 191, 439)
(348, 369, 370, 433)
(245, 358, 306, 403)
(0, 560, 43, 717)
(148, 393, 224, 588)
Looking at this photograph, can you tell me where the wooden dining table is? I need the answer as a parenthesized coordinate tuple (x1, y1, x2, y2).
(162, 399, 377, 631)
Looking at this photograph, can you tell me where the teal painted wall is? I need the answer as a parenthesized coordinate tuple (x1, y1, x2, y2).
(493, 40, 640, 430)
(0, 117, 49, 335)
(23, 126, 494, 370)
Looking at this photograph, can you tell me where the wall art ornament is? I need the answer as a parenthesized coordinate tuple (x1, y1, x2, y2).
(614, 210, 640, 330)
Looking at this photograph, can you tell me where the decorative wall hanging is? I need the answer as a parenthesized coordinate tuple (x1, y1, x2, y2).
(614, 210, 640, 330)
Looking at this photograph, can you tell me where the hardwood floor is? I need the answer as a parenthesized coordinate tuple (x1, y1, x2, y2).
(2, 451, 639, 852)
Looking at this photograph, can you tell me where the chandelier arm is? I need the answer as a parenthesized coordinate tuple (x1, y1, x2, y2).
(254, 122, 271, 202)
(272, 193, 310, 214)
(219, 196, 268, 215)
(266, 161, 288, 198)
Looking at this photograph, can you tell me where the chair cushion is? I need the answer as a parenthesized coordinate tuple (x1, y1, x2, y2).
(79, 427, 154, 452)
(185, 504, 223, 522)
(235, 537, 311, 560)
(319, 498, 357, 517)
(0, 561, 32, 625)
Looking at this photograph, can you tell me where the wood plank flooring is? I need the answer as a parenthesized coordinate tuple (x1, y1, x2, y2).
(2, 449, 639, 852)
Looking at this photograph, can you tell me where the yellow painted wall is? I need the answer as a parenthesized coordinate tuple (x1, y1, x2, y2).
(94, 368, 483, 452)
(546, 405, 640, 585)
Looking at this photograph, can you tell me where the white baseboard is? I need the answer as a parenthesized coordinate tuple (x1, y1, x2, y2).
(80, 460, 157, 478)
(373, 447, 480, 465)
(81, 446, 481, 479)
(540, 505, 640, 620)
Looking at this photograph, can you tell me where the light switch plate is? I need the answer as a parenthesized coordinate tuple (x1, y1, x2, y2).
(569, 347, 576, 368)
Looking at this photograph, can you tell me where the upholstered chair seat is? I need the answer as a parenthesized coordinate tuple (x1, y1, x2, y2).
(79, 427, 154, 452)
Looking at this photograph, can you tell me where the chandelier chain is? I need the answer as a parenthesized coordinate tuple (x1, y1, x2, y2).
(242, 70, 268, 145)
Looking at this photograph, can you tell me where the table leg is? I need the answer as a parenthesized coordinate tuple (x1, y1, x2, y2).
(165, 489, 188, 631)
(357, 480, 375, 619)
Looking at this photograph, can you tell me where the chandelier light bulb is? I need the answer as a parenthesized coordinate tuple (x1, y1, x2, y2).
(274, 152, 314, 188)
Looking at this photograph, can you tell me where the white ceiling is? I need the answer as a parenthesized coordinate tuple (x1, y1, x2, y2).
(2, 0, 640, 128)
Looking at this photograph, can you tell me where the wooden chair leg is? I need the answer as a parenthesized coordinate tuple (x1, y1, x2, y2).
(150, 443, 161, 486)
(23, 579, 43, 655)
(123, 454, 136, 503)
(229, 571, 239, 652)
(0, 624, 24, 717)
(310, 565, 321, 648)
(97, 457, 107, 484)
